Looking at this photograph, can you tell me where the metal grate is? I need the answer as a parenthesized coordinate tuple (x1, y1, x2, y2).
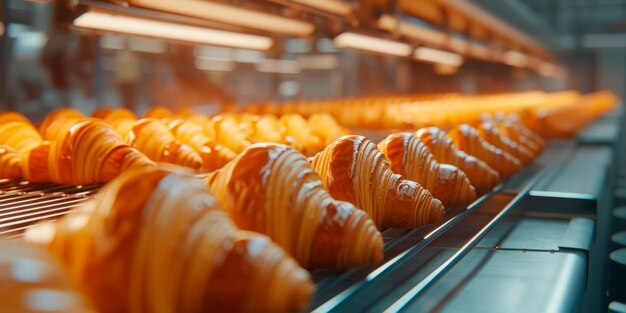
(0, 179, 101, 239)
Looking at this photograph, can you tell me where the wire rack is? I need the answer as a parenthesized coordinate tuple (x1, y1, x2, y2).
(0, 179, 101, 239)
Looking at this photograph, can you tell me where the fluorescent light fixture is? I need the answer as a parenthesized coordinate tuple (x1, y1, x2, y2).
(334, 32, 412, 57)
(297, 54, 339, 70)
(414, 47, 463, 67)
(231, 49, 265, 64)
(129, 38, 166, 54)
(74, 11, 273, 50)
(503, 51, 527, 67)
(290, 0, 352, 16)
(377, 15, 446, 47)
(255, 59, 301, 74)
(195, 58, 236, 72)
(129, 0, 314, 36)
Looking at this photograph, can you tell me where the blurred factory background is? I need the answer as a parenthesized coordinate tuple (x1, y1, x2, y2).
(0, 0, 624, 120)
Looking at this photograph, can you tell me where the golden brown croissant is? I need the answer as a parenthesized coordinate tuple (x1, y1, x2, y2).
(92, 107, 137, 121)
(205, 143, 383, 269)
(210, 115, 253, 154)
(143, 106, 173, 119)
(241, 114, 286, 144)
(416, 127, 501, 194)
(39, 108, 85, 139)
(0, 145, 22, 178)
(22, 119, 155, 184)
(25, 167, 313, 313)
(311, 135, 444, 228)
(477, 122, 535, 165)
(378, 132, 477, 206)
(0, 111, 31, 124)
(123, 118, 203, 170)
(0, 240, 96, 313)
(448, 124, 522, 180)
(0, 115, 43, 155)
(308, 113, 350, 146)
(495, 119, 545, 154)
(167, 118, 237, 171)
(280, 114, 325, 155)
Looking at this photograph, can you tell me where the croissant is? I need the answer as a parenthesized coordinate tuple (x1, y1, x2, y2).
(0, 115, 43, 155)
(0, 240, 95, 313)
(378, 132, 477, 206)
(448, 124, 522, 180)
(280, 114, 325, 155)
(22, 119, 155, 184)
(39, 108, 85, 139)
(416, 127, 501, 193)
(477, 122, 535, 165)
(0, 111, 31, 124)
(167, 118, 237, 171)
(241, 114, 286, 144)
(25, 167, 313, 313)
(205, 143, 383, 269)
(0, 145, 22, 178)
(308, 113, 350, 146)
(495, 120, 545, 154)
(211, 115, 252, 154)
(123, 118, 203, 170)
(92, 107, 137, 121)
(310, 135, 444, 228)
(144, 106, 173, 119)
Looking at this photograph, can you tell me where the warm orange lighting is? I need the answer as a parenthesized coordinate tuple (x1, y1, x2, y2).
(503, 51, 528, 67)
(334, 32, 412, 57)
(414, 47, 463, 67)
(290, 0, 353, 16)
(129, 0, 315, 36)
(73, 11, 273, 50)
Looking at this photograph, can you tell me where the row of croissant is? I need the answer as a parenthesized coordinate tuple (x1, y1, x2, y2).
(242, 90, 618, 137)
(0, 107, 546, 312)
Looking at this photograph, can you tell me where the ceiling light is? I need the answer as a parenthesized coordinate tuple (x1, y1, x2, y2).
(129, 0, 314, 36)
(503, 51, 527, 68)
(377, 15, 446, 47)
(74, 11, 273, 50)
(289, 0, 353, 16)
(255, 59, 301, 74)
(414, 47, 463, 67)
(334, 32, 412, 57)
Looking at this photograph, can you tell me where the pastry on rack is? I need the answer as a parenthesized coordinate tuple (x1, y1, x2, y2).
(0, 240, 96, 313)
(308, 113, 350, 146)
(447, 124, 522, 180)
(167, 118, 237, 171)
(38, 108, 85, 140)
(493, 117, 546, 154)
(210, 115, 252, 154)
(205, 143, 383, 269)
(22, 119, 155, 184)
(143, 106, 173, 119)
(416, 127, 501, 194)
(92, 107, 137, 121)
(240, 114, 286, 144)
(280, 114, 325, 155)
(310, 135, 444, 228)
(122, 118, 203, 170)
(477, 122, 535, 165)
(378, 132, 477, 206)
(25, 167, 312, 313)
(0, 113, 43, 156)
(0, 145, 22, 178)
